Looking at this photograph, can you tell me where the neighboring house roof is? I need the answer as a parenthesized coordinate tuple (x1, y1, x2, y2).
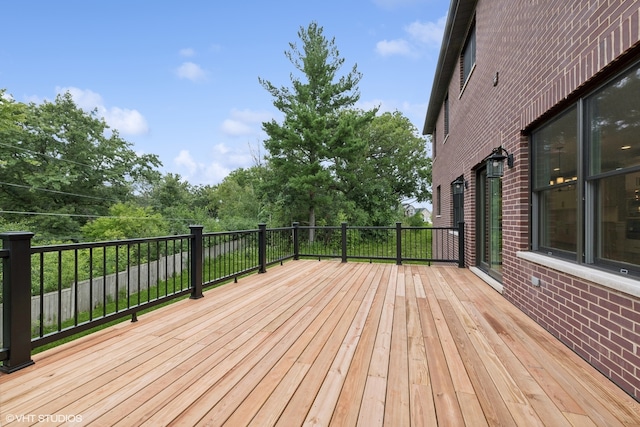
(416, 207, 431, 216)
(423, 0, 478, 135)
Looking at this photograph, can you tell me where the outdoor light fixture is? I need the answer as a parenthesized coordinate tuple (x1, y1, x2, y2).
(486, 146, 514, 178)
(452, 177, 465, 195)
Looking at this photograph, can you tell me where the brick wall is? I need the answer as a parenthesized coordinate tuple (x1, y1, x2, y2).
(511, 259, 640, 399)
(430, 0, 640, 400)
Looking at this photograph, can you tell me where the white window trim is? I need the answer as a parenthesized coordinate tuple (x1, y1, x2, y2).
(459, 63, 476, 99)
(517, 251, 640, 298)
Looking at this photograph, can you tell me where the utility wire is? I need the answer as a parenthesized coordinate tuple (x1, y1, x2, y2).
(0, 144, 203, 223)
(0, 141, 98, 169)
(0, 181, 118, 203)
(0, 210, 199, 222)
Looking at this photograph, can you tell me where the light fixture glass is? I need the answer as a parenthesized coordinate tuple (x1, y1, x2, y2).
(486, 147, 510, 178)
(452, 177, 465, 195)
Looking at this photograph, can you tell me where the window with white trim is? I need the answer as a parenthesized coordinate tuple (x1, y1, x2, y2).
(461, 21, 476, 89)
(444, 94, 449, 137)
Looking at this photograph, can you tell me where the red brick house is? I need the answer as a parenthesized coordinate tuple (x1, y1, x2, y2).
(424, 0, 640, 400)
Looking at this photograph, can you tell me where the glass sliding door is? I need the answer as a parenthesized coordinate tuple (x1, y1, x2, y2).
(478, 168, 503, 281)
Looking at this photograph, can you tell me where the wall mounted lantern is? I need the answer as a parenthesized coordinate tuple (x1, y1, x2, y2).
(452, 177, 465, 195)
(486, 146, 514, 178)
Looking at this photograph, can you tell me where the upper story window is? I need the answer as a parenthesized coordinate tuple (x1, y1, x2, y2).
(444, 94, 450, 136)
(461, 21, 476, 90)
(432, 127, 437, 157)
(531, 60, 640, 277)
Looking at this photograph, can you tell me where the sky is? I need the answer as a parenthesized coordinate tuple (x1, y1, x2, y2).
(1, 0, 449, 188)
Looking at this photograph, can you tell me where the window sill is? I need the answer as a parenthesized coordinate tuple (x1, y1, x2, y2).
(516, 251, 640, 298)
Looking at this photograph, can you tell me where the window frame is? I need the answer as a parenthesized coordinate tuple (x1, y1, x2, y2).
(444, 94, 450, 137)
(460, 20, 476, 91)
(531, 60, 640, 278)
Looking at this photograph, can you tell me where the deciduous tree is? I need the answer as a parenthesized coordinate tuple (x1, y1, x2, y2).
(0, 92, 161, 239)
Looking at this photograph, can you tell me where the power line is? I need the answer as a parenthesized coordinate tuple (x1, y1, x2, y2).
(0, 181, 118, 203)
(0, 210, 199, 222)
(0, 141, 97, 169)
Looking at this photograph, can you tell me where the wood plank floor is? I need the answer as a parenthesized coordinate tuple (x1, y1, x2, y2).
(1, 260, 639, 426)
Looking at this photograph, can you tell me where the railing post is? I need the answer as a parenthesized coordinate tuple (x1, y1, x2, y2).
(341, 222, 348, 263)
(189, 225, 204, 299)
(292, 222, 299, 261)
(258, 223, 267, 273)
(458, 222, 465, 268)
(1, 232, 35, 373)
(396, 222, 403, 266)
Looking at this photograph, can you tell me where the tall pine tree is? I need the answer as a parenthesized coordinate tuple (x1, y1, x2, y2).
(259, 22, 376, 239)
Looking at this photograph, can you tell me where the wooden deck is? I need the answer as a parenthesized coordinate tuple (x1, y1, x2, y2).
(1, 260, 639, 426)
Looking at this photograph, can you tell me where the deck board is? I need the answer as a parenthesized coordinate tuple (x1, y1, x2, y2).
(1, 260, 639, 426)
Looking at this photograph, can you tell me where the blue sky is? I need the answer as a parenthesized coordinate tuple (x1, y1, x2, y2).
(1, 0, 449, 187)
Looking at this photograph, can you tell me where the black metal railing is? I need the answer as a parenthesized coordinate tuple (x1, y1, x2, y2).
(294, 222, 463, 265)
(0, 222, 464, 373)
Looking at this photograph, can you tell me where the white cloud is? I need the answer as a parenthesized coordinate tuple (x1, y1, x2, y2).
(104, 107, 149, 135)
(406, 16, 447, 46)
(173, 149, 234, 185)
(55, 86, 149, 135)
(174, 149, 198, 175)
(176, 62, 207, 82)
(375, 14, 446, 58)
(376, 39, 414, 57)
(214, 143, 230, 155)
(221, 119, 253, 136)
(204, 162, 232, 183)
(220, 108, 271, 137)
(179, 48, 195, 57)
(59, 86, 103, 110)
(230, 108, 271, 123)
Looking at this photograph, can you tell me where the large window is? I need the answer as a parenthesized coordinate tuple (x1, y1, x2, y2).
(532, 107, 578, 255)
(461, 22, 476, 89)
(532, 62, 640, 276)
(444, 94, 450, 136)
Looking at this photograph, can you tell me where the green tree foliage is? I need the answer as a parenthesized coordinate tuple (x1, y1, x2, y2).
(138, 173, 216, 234)
(259, 23, 432, 231)
(0, 92, 162, 239)
(0, 89, 25, 133)
(259, 22, 377, 233)
(211, 167, 266, 230)
(81, 202, 168, 241)
(336, 111, 432, 226)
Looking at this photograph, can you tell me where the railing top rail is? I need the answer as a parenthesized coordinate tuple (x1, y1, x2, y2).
(289, 225, 459, 231)
(203, 229, 260, 237)
(265, 227, 293, 232)
(296, 225, 342, 230)
(29, 234, 193, 253)
(400, 226, 459, 230)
